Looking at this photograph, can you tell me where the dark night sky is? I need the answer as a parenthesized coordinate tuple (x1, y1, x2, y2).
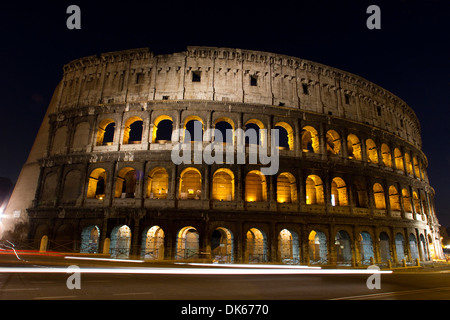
(0, 1, 449, 225)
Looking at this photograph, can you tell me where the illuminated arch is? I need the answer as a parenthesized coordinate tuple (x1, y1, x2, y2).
(305, 175, 324, 205)
(347, 133, 362, 160)
(87, 168, 107, 199)
(402, 188, 412, 212)
(394, 148, 404, 172)
(381, 143, 392, 167)
(114, 167, 138, 198)
(147, 167, 169, 199)
(245, 170, 267, 202)
(184, 116, 204, 142)
(152, 115, 173, 143)
(212, 168, 235, 201)
(326, 130, 341, 155)
(123, 116, 143, 144)
(245, 119, 265, 146)
(301, 126, 319, 153)
(277, 172, 297, 203)
(179, 167, 202, 200)
(275, 122, 294, 150)
(214, 117, 235, 144)
(141, 226, 165, 260)
(366, 139, 378, 163)
(373, 183, 386, 209)
(389, 185, 400, 211)
(96, 119, 115, 146)
(331, 177, 348, 206)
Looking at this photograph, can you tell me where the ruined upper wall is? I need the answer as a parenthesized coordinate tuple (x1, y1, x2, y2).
(58, 46, 422, 148)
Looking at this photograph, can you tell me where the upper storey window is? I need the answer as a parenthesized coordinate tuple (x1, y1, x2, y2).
(96, 119, 115, 146)
(250, 75, 258, 87)
(192, 71, 201, 82)
(302, 84, 309, 95)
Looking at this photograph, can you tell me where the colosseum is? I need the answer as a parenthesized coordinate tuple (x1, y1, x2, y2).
(3, 46, 444, 265)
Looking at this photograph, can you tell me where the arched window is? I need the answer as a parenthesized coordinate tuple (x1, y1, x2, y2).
(110, 225, 131, 259)
(141, 226, 165, 260)
(214, 118, 235, 145)
(114, 167, 138, 198)
(305, 175, 324, 205)
(277, 172, 297, 203)
(301, 126, 319, 153)
(353, 179, 368, 208)
(413, 157, 420, 178)
(373, 183, 386, 209)
(87, 168, 107, 199)
(381, 144, 392, 167)
(123, 117, 143, 144)
(366, 139, 378, 163)
(246, 228, 268, 263)
(347, 134, 362, 160)
(212, 169, 234, 201)
(402, 188, 412, 212)
(80, 225, 100, 254)
(394, 148, 404, 172)
(389, 186, 400, 211)
(331, 177, 348, 206)
(96, 119, 115, 146)
(245, 170, 267, 202)
(152, 115, 173, 143)
(326, 130, 341, 155)
(184, 116, 204, 142)
(309, 230, 327, 264)
(404, 152, 413, 175)
(274, 122, 294, 150)
(176, 226, 199, 259)
(147, 167, 169, 199)
(245, 119, 264, 146)
(179, 168, 202, 200)
(413, 191, 421, 214)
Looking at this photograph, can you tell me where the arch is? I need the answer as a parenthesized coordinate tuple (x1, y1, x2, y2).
(51, 126, 68, 155)
(179, 167, 202, 200)
(274, 122, 294, 150)
(359, 232, 374, 265)
(305, 175, 324, 205)
(301, 126, 319, 153)
(402, 188, 412, 212)
(326, 130, 341, 155)
(279, 229, 300, 264)
(152, 115, 173, 143)
(381, 143, 392, 167)
(419, 234, 429, 261)
(245, 119, 265, 146)
(373, 183, 386, 209)
(214, 117, 235, 145)
(147, 167, 169, 199)
(277, 172, 297, 203)
(176, 226, 199, 260)
(331, 177, 348, 206)
(395, 233, 406, 262)
(409, 234, 420, 260)
(413, 191, 421, 214)
(389, 185, 401, 211)
(379, 232, 391, 262)
(246, 228, 268, 263)
(335, 230, 352, 265)
(366, 139, 378, 163)
(141, 226, 165, 260)
(123, 116, 144, 144)
(309, 230, 327, 264)
(110, 225, 131, 259)
(87, 168, 107, 199)
(245, 170, 267, 202)
(353, 179, 368, 208)
(413, 156, 420, 178)
(211, 227, 234, 263)
(347, 134, 362, 160)
(62, 170, 82, 201)
(96, 119, 115, 146)
(394, 148, 404, 172)
(404, 152, 413, 175)
(184, 116, 204, 142)
(41, 172, 58, 202)
(114, 167, 138, 198)
(80, 225, 100, 254)
(212, 168, 234, 201)
(53, 224, 74, 251)
(72, 122, 91, 150)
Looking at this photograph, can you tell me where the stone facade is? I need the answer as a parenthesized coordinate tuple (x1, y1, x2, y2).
(2, 46, 443, 265)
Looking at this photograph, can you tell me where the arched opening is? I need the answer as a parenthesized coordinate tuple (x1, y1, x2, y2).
(214, 118, 234, 145)
(152, 115, 173, 143)
(246, 228, 268, 263)
(353, 179, 368, 208)
(359, 232, 374, 265)
(305, 175, 324, 205)
(309, 230, 327, 264)
(53, 224, 74, 252)
(331, 177, 348, 206)
(211, 227, 234, 263)
(277, 172, 297, 203)
(245, 170, 267, 202)
(274, 122, 294, 150)
(413, 157, 420, 178)
(405, 153, 413, 175)
(80, 225, 100, 254)
(141, 226, 165, 260)
(176, 227, 199, 260)
(147, 167, 169, 199)
(301, 126, 319, 153)
(335, 230, 352, 265)
(413, 191, 421, 214)
(279, 229, 300, 264)
(347, 134, 362, 160)
(409, 234, 420, 261)
(381, 144, 392, 167)
(87, 168, 107, 199)
(366, 139, 378, 163)
(379, 232, 391, 263)
(110, 225, 131, 259)
(96, 119, 115, 146)
(179, 168, 202, 200)
(389, 186, 401, 211)
(326, 130, 341, 155)
(123, 117, 143, 144)
(114, 167, 138, 198)
(394, 148, 404, 172)
(212, 168, 234, 201)
(395, 233, 406, 262)
(245, 119, 264, 146)
(419, 234, 428, 261)
(373, 183, 386, 209)
(402, 188, 412, 213)
(184, 116, 204, 142)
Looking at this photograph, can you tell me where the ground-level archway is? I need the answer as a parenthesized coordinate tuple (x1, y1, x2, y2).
(278, 229, 300, 264)
(211, 227, 234, 263)
(141, 225, 165, 260)
(246, 228, 268, 263)
(309, 230, 327, 264)
(176, 227, 199, 260)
